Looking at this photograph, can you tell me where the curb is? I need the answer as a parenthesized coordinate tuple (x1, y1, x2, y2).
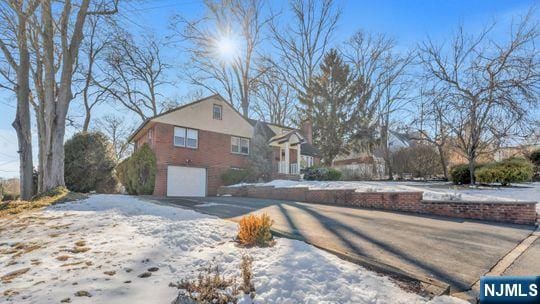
(270, 228, 451, 297)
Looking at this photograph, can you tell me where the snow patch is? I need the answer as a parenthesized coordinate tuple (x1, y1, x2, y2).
(0, 194, 467, 304)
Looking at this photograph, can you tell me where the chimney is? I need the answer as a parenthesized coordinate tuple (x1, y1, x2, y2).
(300, 119, 313, 144)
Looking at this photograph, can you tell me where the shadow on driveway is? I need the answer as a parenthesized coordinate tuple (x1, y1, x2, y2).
(153, 196, 536, 292)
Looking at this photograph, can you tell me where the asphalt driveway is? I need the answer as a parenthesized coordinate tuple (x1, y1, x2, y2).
(153, 196, 537, 292)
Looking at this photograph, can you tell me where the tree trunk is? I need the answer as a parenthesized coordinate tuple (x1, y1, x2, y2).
(12, 11, 34, 200)
(39, 0, 90, 192)
(468, 158, 476, 185)
(82, 109, 91, 132)
(13, 97, 33, 200)
(437, 145, 448, 180)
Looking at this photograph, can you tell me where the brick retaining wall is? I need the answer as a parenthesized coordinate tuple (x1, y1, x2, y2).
(420, 200, 537, 225)
(217, 185, 537, 225)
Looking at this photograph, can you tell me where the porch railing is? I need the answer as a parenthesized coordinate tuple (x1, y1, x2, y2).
(277, 161, 299, 175)
(290, 163, 299, 174)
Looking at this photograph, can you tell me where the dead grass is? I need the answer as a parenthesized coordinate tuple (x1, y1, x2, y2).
(56, 255, 71, 261)
(68, 246, 90, 254)
(12, 243, 42, 258)
(1, 267, 30, 283)
(3, 289, 19, 297)
(61, 261, 84, 267)
(0, 187, 87, 218)
(1, 241, 44, 260)
(74, 240, 86, 247)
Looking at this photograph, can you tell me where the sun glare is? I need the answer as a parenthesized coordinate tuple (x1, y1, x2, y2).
(214, 35, 239, 63)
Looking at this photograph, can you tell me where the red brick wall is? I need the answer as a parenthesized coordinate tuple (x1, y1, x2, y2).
(217, 185, 537, 225)
(420, 201, 537, 225)
(144, 122, 250, 196)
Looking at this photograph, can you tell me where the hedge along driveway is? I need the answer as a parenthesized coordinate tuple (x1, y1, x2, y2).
(154, 196, 536, 293)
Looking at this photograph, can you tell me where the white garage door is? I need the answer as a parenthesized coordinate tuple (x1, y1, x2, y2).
(167, 166, 206, 197)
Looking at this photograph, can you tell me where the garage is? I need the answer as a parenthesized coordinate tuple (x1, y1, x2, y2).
(166, 166, 207, 197)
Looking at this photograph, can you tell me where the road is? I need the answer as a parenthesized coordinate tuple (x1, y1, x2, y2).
(152, 196, 537, 292)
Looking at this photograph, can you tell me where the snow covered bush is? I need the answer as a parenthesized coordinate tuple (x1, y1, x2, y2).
(302, 166, 342, 181)
(475, 158, 534, 186)
(64, 132, 118, 193)
(237, 213, 274, 247)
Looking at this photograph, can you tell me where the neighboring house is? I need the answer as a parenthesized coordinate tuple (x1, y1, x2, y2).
(493, 145, 539, 162)
(129, 94, 320, 197)
(332, 130, 416, 179)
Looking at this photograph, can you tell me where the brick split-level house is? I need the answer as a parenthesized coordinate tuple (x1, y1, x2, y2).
(129, 94, 321, 197)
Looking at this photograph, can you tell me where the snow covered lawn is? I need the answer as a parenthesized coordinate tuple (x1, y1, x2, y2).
(0, 195, 466, 304)
(233, 180, 540, 212)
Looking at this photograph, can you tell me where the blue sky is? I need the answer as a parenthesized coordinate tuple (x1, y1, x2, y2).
(0, 0, 537, 178)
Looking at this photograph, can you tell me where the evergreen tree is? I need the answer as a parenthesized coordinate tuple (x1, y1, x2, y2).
(249, 122, 274, 181)
(300, 49, 357, 166)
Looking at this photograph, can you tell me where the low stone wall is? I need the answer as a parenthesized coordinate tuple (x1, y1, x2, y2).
(420, 200, 537, 225)
(218, 185, 538, 225)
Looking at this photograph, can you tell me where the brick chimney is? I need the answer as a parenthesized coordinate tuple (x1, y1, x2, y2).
(300, 119, 313, 144)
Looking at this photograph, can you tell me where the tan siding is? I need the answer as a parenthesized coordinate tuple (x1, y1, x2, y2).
(152, 96, 254, 138)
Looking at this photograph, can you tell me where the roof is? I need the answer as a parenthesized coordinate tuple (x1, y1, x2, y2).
(128, 94, 321, 157)
(301, 142, 321, 157)
(128, 94, 251, 142)
(268, 130, 304, 144)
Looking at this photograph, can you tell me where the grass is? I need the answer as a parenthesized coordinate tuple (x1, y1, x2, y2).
(1, 267, 30, 283)
(0, 187, 87, 218)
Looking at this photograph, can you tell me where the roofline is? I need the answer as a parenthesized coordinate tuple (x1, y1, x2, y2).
(128, 93, 253, 142)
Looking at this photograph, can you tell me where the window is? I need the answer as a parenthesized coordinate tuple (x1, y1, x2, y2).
(213, 104, 222, 120)
(186, 129, 198, 148)
(231, 136, 249, 155)
(174, 127, 186, 147)
(174, 127, 198, 149)
(301, 155, 314, 168)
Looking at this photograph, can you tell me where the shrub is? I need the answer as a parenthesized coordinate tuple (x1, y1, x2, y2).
(529, 149, 540, 181)
(1, 192, 19, 202)
(170, 256, 255, 304)
(449, 164, 472, 185)
(475, 158, 534, 186)
(116, 158, 130, 192)
(124, 144, 156, 195)
(171, 262, 239, 303)
(221, 168, 254, 186)
(64, 132, 118, 193)
(529, 149, 540, 167)
(391, 144, 442, 179)
(237, 213, 274, 247)
(302, 166, 342, 181)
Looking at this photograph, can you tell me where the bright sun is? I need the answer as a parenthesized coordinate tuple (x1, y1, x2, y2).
(215, 35, 239, 63)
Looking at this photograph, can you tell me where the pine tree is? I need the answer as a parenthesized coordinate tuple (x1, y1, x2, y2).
(300, 49, 357, 166)
(248, 122, 274, 181)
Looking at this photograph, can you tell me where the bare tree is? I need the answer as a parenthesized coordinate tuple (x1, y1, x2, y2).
(101, 32, 172, 122)
(27, 0, 118, 192)
(94, 114, 133, 160)
(411, 89, 452, 180)
(252, 66, 295, 125)
(344, 31, 412, 152)
(269, 0, 340, 116)
(0, 0, 39, 199)
(173, 0, 270, 116)
(75, 15, 114, 132)
(418, 11, 539, 184)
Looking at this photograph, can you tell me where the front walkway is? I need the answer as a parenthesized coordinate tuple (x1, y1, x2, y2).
(154, 196, 537, 293)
